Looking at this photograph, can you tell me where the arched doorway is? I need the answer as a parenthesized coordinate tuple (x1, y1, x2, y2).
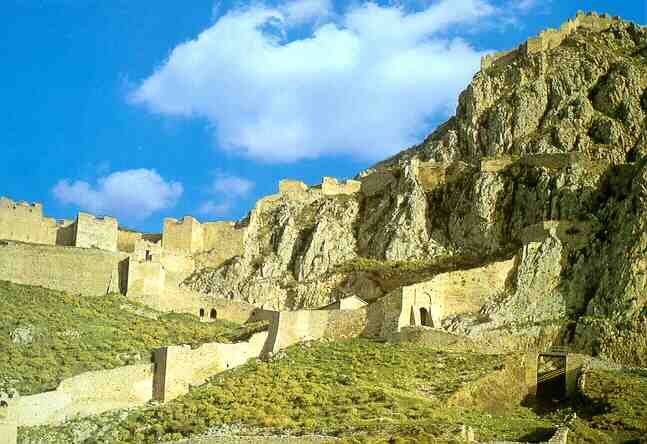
(420, 308, 430, 326)
(199, 308, 205, 318)
(210, 308, 217, 320)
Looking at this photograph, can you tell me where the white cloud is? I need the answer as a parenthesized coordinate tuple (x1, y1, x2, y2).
(52, 169, 183, 221)
(211, 174, 254, 196)
(131, 0, 500, 162)
(199, 174, 255, 217)
(280, 0, 332, 24)
(198, 200, 232, 217)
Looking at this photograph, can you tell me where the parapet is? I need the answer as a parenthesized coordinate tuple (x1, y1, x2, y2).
(481, 11, 624, 70)
(0, 197, 43, 215)
(162, 216, 204, 254)
(321, 176, 361, 196)
(74, 212, 118, 252)
(279, 179, 309, 194)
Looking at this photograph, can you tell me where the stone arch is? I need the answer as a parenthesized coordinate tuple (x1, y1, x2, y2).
(210, 308, 217, 320)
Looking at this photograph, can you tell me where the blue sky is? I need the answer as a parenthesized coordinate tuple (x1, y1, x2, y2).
(1, 0, 645, 232)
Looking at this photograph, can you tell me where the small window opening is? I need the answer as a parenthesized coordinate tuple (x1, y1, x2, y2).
(145, 250, 152, 261)
(199, 308, 205, 318)
(210, 308, 217, 320)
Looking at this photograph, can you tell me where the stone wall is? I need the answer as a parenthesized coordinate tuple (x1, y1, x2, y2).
(152, 332, 269, 402)
(481, 11, 622, 70)
(10, 364, 154, 427)
(279, 179, 309, 194)
(251, 307, 376, 356)
(74, 212, 118, 252)
(201, 221, 245, 266)
(117, 229, 142, 253)
(379, 258, 515, 339)
(0, 241, 126, 296)
(0, 399, 17, 444)
(0, 197, 57, 245)
(163, 216, 204, 254)
(127, 259, 166, 299)
(321, 177, 361, 196)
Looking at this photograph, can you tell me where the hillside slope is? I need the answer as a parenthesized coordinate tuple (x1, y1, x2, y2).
(0, 281, 265, 395)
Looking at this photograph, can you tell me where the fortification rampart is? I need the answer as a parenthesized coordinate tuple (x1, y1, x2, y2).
(152, 331, 269, 402)
(162, 216, 204, 254)
(74, 212, 118, 252)
(10, 363, 154, 427)
(479, 153, 597, 173)
(481, 12, 623, 70)
(379, 258, 515, 339)
(9, 329, 271, 426)
(0, 197, 58, 246)
(0, 242, 126, 296)
(321, 176, 361, 195)
(201, 221, 245, 266)
(117, 229, 143, 253)
(127, 259, 166, 299)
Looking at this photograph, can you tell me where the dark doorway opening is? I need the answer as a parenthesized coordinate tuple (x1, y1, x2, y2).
(420, 308, 430, 326)
(536, 355, 567, 401)
(210, 308, 217, 320)
(199, 308, 205, 318)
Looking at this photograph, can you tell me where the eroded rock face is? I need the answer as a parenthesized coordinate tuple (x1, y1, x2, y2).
(185, 16, 647, 363)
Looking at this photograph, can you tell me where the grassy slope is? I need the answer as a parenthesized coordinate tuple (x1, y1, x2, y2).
(21, 339, 562, 443)
(0, 280, 266, 395)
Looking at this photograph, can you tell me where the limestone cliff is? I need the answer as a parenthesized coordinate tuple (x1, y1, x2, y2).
(185, 13, 647, 365)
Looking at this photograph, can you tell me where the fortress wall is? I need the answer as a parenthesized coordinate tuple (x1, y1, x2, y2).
(0, 242, 126, 296)
(127, 260, 166, 299)
(74, 212, 118, 252)
(117, 229, 142, 253)
(201, 221, 245, 266)
(482, 12, 622, 69)
(153, 332, 269, 402)
(162, 217, 204, 254)
(279, 179, 309, 194)
(321, 177, 361, 196)
(133, 238, 163, 263)
(55, 219, 76, 246)
(379, 258, 515, 339)
(480, 156, 518, 173)
(0, 197, 57, 245)
(12, 364, 154, 427)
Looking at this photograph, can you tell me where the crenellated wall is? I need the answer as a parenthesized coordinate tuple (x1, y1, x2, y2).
(0, 197, 58, 245)
(162, 216, 204, 254)
(481, 11, 623, 70)
(321, 176, 361, 195)
(0, 241, 127, 296)
(74, 212, 118, 252)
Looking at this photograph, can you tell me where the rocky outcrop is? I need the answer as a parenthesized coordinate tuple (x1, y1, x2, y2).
(184, 14, 647, 364)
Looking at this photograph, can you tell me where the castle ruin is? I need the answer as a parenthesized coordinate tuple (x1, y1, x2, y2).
(481, 11, 623, 70)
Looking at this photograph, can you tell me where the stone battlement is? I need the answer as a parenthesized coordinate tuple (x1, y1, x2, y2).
(279, 177, 362, 197)
(481, 11, 623, 70)
(0, 197, 43, 213)
(321, 176, 361, 196)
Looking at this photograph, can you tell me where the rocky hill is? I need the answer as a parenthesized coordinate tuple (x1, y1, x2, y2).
(184, 12, 647, 366)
